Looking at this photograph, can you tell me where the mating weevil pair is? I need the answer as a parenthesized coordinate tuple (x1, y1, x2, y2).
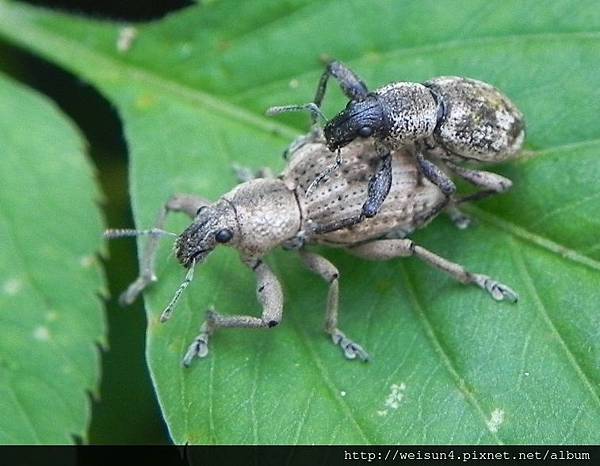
(106, 60, 523, 366)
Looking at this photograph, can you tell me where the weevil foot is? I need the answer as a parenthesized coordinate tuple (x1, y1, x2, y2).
(182, 318, 214, 367)
(475, 275, 519, 303)
(232, 164, 256, 183)
(232, 164, 274, 182)
(331, 329, 369, 362)
(182, 331, 210, 367)
(446, 206, 471, 230)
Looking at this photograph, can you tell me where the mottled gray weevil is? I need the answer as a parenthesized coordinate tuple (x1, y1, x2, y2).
(269, 59, 524, 225)
(106, 135, 517, 366)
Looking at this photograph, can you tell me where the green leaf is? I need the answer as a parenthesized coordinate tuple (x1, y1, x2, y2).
(1, 0, 598, 444)
(0, 72, 106, 443)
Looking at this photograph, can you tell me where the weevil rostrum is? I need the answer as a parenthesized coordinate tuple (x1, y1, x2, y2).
(106, 132, 517, 367)
(268, 59, 525, 225)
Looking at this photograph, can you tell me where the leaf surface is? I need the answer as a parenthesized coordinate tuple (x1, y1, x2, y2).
(0, 72, 106, 443)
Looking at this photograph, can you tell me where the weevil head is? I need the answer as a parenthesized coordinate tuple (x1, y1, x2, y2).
(175, 200, 239, 268)
(323, 95, 384, 151)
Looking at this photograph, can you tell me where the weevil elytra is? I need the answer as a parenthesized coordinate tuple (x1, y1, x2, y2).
(106, 133, 517, 366)
(268, 59, 524, 223)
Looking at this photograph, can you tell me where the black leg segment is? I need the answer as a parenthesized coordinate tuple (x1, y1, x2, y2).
(415, 152, 456, 196)
(361, 151, 392, 218)
(313, 60, 369, 107)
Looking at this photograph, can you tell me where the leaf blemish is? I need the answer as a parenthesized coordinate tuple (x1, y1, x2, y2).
(486, 408, 505, 433)
(79, 255, 95, 268)
(386, 383, 406, 409)
(3, 278, 22, 296)
(116, 26, 138, 53)
(378, 383, 407, 416)
(33, 326, 51, 342)
(179, 42, 193, 58)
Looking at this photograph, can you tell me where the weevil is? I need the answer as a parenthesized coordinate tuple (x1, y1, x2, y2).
(106, 134, 517, 366)
(268, 59, 524, 224)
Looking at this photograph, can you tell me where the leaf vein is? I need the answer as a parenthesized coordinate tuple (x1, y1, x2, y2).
(288, 318, 372, 443)
(511, 243, 600, 408)
(468, 206, 600, 273)
(398, 264, 504, 444)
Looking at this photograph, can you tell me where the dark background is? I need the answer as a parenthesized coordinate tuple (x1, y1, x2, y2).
(0, 0, 199, 443)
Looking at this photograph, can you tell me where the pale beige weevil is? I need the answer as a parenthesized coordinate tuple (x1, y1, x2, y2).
(106, 133, 517, 366)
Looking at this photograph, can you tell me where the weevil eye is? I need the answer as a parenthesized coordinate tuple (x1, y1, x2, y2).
(196, 206, 208, 216)
(215, 228, 233, 243)
(358, 126, 373, 138)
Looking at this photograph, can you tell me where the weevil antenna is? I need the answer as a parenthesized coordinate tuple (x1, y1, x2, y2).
(266, 102, 328, 126)
(160, 259, 196, 323)
(104, 228, 177, 239)
(305, 148, 343, 196)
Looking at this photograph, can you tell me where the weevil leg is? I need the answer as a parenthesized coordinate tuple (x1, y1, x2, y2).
(314, 60, 369, 107)
(299, 250, 369, 362)
(308, 148, 394, 234)
(445, 202, 472, 229)
(348, 239, 518, 302)
(182, 258, 283, 366)
(232, 164, 275, 182)
(281, 126, 325, 160)
(117, 194, 210, 306)
(310, 215, 364, 235)
(264, 106, 325, 159)
(361, 148, 393, 218)
(415, 151, 457, 197)
(444, 161, 513, 204)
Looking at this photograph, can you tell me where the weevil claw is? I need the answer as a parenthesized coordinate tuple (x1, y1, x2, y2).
(182, 333, 210, 367)
(331, 329, 370, 362)
(477, 275, 518, 303)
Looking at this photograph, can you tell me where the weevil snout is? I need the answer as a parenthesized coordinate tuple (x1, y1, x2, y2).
(323, 95, 384, 151)
(175, 201, 238, 268)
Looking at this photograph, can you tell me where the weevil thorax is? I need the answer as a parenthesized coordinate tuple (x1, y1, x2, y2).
(374, 82, 439, 147)
(323, 95, 384, 150)
(223, 178, 301, 257)
(323, 83, 440, 152)
(175, 200, 239, 268)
